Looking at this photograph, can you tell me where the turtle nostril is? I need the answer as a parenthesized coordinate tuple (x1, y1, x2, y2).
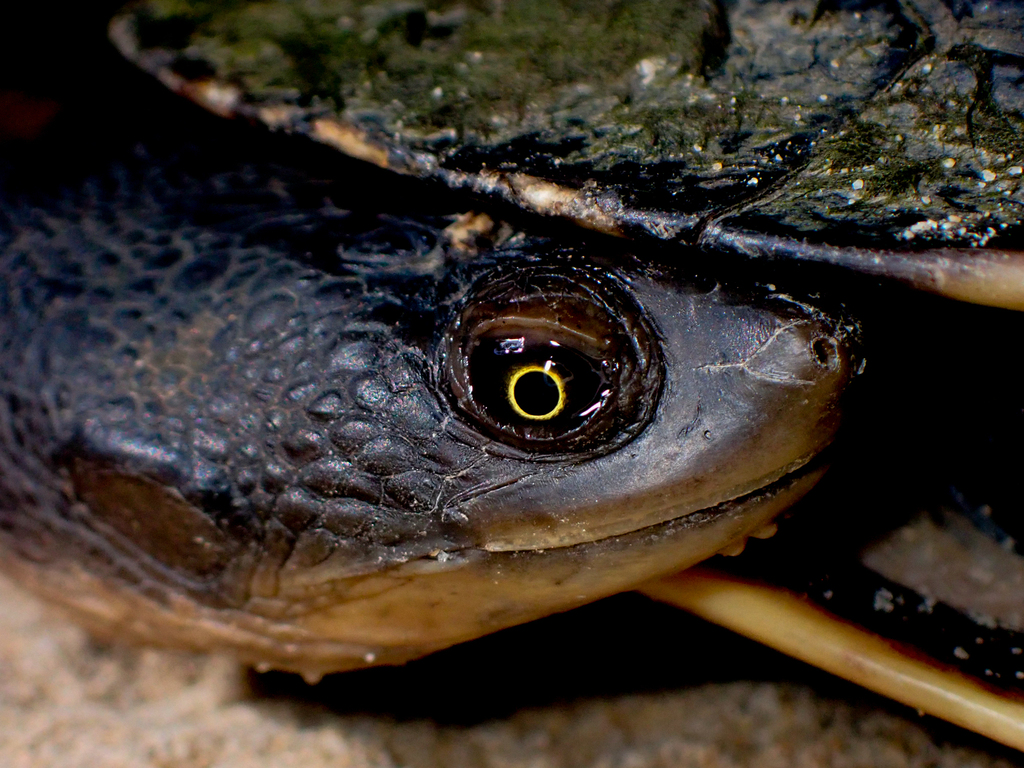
(811, 336, 839, 369)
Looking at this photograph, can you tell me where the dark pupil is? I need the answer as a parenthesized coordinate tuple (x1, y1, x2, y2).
(514, 370, 559, 416)
(467, 336, 608, 431)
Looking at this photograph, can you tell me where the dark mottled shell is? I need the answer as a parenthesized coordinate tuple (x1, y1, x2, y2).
(112, 0, 1024, 307)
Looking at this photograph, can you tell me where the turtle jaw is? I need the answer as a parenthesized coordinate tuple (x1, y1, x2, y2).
(3, 454, 826, 678)
(282, 458, 830, 673)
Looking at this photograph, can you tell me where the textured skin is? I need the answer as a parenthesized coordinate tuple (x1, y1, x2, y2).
(0, 126, 853, 670)
(0, 150, 504, 612)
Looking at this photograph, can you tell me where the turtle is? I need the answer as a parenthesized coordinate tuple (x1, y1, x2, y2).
(1, 0, 1023, 754)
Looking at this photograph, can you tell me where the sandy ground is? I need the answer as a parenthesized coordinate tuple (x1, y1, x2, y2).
(2, 574, 1021, 768)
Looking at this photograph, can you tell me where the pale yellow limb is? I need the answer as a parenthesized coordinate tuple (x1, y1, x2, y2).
(640, 567, 1024, 752)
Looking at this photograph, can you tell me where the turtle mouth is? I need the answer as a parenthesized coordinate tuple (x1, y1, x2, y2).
(474, 447, 834, 560)
(582, 447, 832, 552)
(472, 438, 837, 557)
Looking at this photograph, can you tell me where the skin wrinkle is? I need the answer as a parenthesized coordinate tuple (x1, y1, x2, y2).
(437, 457, 528, 519)
(695, 320, 820, 386)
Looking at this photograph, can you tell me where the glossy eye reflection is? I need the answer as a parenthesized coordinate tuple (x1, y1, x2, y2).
(444, 267, 662, 454)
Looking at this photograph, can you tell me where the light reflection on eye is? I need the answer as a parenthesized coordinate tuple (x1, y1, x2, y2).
(507, 363, 566, 420)
(577, 390, 611, 419)
(497, 337, 525, 354)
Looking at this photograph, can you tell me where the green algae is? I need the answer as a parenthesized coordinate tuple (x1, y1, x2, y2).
(118, 0, 1024, 251)
(755, 43, 1024, 248)
(124, 0, 913, 173)
(133, 0, 724, 140)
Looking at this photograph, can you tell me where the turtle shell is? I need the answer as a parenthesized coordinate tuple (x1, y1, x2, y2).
(112, 0, 1024, 308)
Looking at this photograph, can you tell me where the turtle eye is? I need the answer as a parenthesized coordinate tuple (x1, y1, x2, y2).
(443, 267, 662, 454)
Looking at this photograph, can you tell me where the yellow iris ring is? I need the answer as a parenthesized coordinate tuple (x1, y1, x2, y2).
(507, 364, 566, 420)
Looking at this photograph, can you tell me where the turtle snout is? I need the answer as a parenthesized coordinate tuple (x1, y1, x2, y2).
(800, 324, 853, 385)
(696, 309, 858, 483)
(718, 315, 855, 392)
(792, 317, 858, 401)
(811, 334, 841, 370)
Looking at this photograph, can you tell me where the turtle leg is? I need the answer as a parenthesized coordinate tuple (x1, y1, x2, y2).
(640, 566, 1024, 752)
(640, 477, 1024, 752)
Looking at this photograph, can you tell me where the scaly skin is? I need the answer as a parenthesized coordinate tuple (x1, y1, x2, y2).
(0, 133, 853, 674)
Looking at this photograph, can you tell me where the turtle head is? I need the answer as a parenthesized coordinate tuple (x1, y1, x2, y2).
(0, 168, 856, 675)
